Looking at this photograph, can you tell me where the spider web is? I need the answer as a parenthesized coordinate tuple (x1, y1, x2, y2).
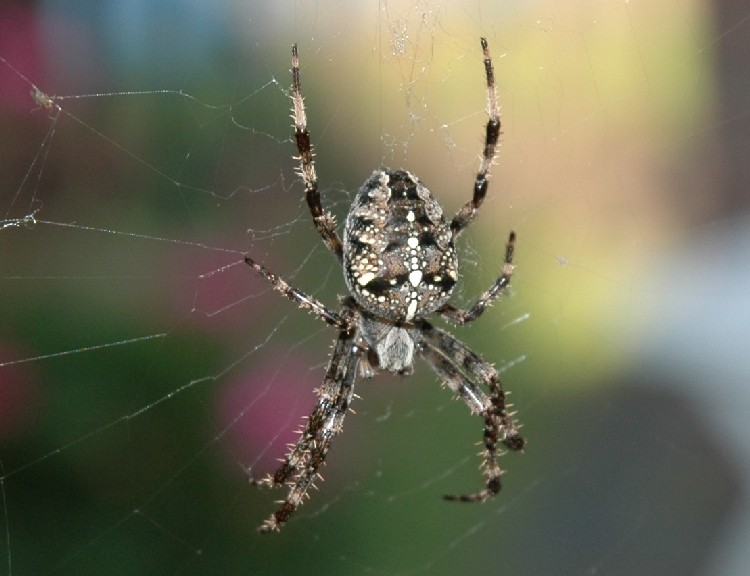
(1, 1, 748, 574)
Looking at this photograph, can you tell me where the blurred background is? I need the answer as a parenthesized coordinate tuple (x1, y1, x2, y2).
(1, 0, 748, 574)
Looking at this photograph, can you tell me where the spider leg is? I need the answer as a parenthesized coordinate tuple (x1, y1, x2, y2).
(437, 231, 515, 325)
(417, 321, 524, 502)
(290, 44, 344, 262)
(254, 323, 362, 532)
(245, 255, 346, 329)
(451, 37, 501, 238)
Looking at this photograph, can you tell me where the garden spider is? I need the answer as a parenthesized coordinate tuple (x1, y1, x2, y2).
(245, 38, 525, 533)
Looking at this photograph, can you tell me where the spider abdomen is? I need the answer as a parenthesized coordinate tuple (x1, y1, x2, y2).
(343, 169, 458, 322)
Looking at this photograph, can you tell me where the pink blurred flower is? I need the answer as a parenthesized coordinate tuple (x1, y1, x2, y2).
(217, 352, 318, 473)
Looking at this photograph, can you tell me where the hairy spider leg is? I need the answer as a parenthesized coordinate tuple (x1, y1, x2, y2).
(418, 322, 525, 502)
(291, 44, 344, 262)
(254, 314, 362, 532)
(437, 231, 515, 325)
(244, 255, 346, 329)
(451, 37, 502, 237)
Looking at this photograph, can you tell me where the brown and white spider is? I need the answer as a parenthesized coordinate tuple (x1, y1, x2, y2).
(245, 38, 525, 533)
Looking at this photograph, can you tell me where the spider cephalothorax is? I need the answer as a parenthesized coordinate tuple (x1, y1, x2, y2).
(245, 38, 525, 533)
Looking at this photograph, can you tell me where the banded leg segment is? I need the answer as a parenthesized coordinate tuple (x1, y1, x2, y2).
(418, 321, 524, 502)
(450, 37, 502, 238)
(438, 231, 515, 325)
(253, 324, 362, 532)
(290, 44, 344, 261)
(245, 255, 345, 329)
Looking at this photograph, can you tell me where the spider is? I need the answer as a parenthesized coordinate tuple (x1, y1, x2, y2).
(245, 38, 525, 533)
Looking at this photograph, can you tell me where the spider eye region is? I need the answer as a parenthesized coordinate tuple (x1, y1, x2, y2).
(343, 169, 458, 322)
